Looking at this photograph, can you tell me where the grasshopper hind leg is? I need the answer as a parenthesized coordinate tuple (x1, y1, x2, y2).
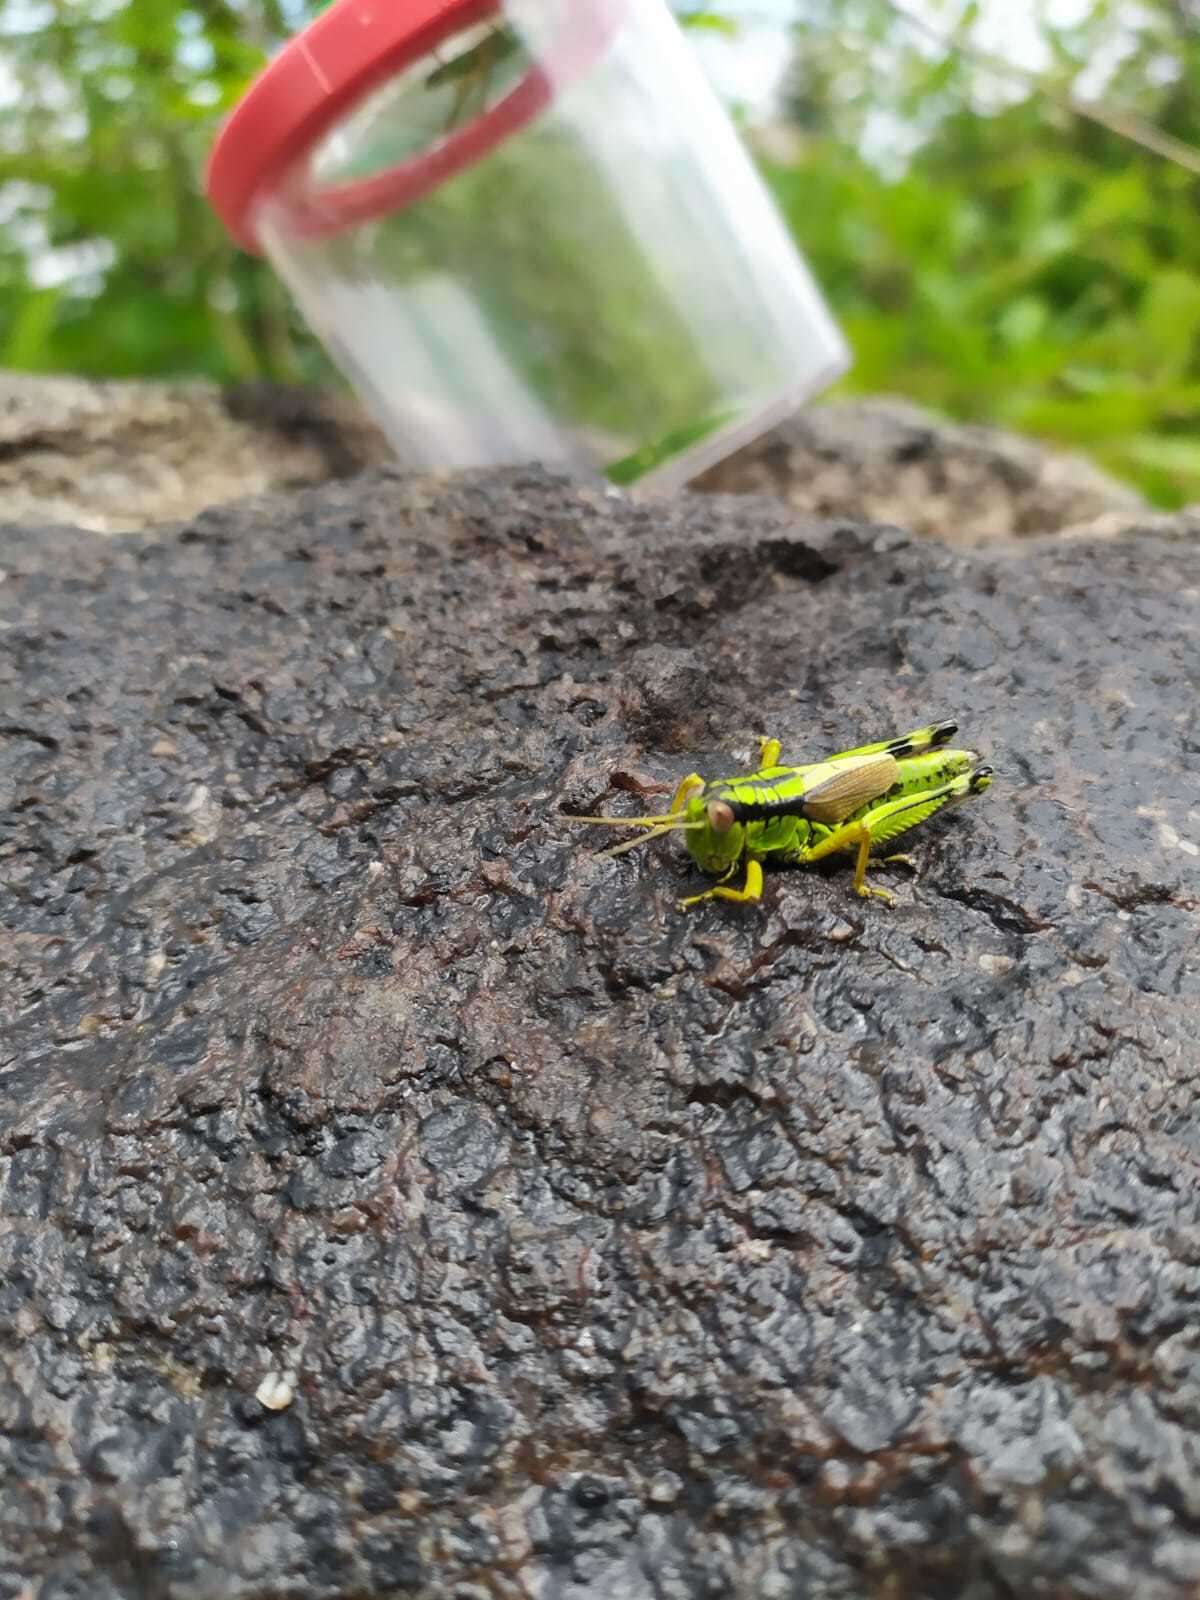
(827, 719, 959, 765)
(753, 722, 955, 774)
(797, 765, 993, 905)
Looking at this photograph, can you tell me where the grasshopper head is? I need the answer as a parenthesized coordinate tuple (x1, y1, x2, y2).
(684, 786, 745, 876)
(566, 771, 748, 876)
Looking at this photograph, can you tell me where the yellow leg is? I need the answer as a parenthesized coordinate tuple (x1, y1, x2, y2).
(669, 772, 705, 814)
(678, 859, 764, 910)
(799, 821, 897, 906)
(881, 852, 917, 871)
(758, 737, 782, 768)
(796, 765, 989, 904)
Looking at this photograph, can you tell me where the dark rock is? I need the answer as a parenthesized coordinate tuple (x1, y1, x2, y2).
(1, 467, 1199, 1599)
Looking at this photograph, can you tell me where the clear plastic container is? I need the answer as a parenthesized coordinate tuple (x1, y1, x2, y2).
(206, 0, 848, 491)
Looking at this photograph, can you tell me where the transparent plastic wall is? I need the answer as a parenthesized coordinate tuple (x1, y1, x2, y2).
(254, 0, 848, 489)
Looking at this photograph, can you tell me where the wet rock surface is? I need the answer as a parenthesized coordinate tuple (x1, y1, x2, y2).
(1, 468, 1199, 1600)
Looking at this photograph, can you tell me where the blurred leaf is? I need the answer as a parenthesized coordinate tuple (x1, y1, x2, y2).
(1120, 433, 1200, 476)
(676, 10, 739, 35)
(997, 296, 1049, 349)
(1138, 270, 1200, 373)
(606, 409, 737, 484)
(2, 287, 62, 368)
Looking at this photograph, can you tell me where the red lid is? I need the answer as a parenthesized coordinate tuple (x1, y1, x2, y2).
(206, 0, 497, 252)
(206, 0, 621, 253)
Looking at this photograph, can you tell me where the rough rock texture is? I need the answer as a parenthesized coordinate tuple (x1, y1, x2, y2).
(0, 372, 388, 533)
(695, 397, 1150, 542)
(2, 468, 1199, 1600)
(1, 371, 1151, 543)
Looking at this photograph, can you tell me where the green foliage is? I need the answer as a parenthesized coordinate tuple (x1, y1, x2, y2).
(1, 0, 1199, 503)
(0, 0, 320, 381)
(770, 0, 1200, 505)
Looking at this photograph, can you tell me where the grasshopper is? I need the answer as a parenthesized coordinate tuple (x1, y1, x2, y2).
(566, 720, 993, 909)
(425, 23, 521, 133)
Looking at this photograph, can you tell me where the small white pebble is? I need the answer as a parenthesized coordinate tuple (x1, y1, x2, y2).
(827, 920, 856, 944)
(255, 1371, 296, 1411)
(978, 954, 1014, 976)
(183, 784, 210, 814)
(144, 951, 168, 985)
(1179, 838, 1199, 858)
(367, 860, 385, 878)
(646, 1472, 682, 1505)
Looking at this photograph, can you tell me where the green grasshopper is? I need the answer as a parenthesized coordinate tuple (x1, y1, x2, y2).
(425, 23, 521, 134)
(566, 720, 993, 909)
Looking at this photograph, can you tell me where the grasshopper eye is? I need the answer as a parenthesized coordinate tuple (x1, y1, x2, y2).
(707, 800, 735, 834)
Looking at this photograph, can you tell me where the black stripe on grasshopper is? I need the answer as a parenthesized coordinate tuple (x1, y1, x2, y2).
(722, 751, 902, 828)
(882, 718, 957, 760)
(725, 789, 813, 825)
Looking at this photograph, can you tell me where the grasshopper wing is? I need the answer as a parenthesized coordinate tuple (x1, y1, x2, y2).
(800, 753, 899, 825)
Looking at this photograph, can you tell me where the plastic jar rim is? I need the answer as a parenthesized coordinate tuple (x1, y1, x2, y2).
(206, 0, 500, 252)
(205, 0, 622, 252)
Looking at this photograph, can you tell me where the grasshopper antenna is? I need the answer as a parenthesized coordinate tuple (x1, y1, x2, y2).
(561, 809, 703, 859)
(597, 820, 703, 858)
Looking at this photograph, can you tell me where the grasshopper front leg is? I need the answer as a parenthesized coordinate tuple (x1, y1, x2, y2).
(669, 772, 705, 815)
(678, 858, 764, 910)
